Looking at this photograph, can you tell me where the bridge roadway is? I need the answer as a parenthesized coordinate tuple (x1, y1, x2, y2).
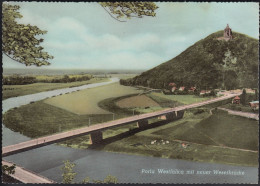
(2, 93, 239, 157)
(2, 160, 56, 183)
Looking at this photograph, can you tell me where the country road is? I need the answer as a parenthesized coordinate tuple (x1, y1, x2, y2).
(218, 107, 259, 120)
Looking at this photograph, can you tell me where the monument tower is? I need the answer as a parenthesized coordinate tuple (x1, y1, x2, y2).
(223, 24, 232, 40)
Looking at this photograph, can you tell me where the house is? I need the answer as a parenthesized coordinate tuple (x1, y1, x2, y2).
(200, 90, 211, 96)
(232, 96, 240, 104)
(171, 86, 177, 92)
(245, 88, 255, 94)
(168, 82, 176, 87)
(249, 101, 259, 109)
(179, 86, 185, 91)
(188, 87, 196, 92)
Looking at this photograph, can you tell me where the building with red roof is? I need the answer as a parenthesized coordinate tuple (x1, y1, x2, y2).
(232, 96, 240, 104)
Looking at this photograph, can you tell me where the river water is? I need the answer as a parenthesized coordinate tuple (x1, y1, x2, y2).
(2, 78, 258, 184)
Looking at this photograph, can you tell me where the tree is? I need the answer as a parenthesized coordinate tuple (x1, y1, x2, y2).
(255, 88, 259, 101)
(2, 164, 16, 175)
(93, 175, 118, 183)
(61, 160, 76, 184)
(240, 88, 247, 105)
(3, 2, 158, 66)
(61, 160, 118, 184)
(2, 3, 54, 66)
(99, 2, 158, 22)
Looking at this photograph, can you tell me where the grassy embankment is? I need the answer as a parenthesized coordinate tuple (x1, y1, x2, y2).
(3, 83, 258, 166)
(2, 77, 109, 100)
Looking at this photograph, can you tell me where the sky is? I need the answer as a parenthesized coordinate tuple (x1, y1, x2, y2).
(3, 2, 259, 70)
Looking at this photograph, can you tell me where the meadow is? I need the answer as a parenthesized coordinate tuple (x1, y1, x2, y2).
(44, 83, 143, 115)
(100, 110, 258, 167)
(115, 95, 160, 108)
(149, 92, 213, 105)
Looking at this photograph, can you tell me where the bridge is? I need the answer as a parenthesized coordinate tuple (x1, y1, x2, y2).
(2, 160, 56, 183)
(2, 93, 239, 157)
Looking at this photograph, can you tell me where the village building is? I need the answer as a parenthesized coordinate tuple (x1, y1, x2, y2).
(249, 101, 259, 109)
(200, 90, 211, 96)
(179, 86, 185, 91)
(188, 87, 196, 92)
(232, 96, 240, 104)
(168, 82, 176, 87)
(245, 88, 255, 94)
(171, 86, 177, 92)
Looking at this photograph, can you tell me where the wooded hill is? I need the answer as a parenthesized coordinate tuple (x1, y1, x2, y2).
(120, 31, 258, 90)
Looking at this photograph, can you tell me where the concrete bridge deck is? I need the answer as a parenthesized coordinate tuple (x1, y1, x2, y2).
(2, 160, 56, 183)
(2, 93, 239, 157)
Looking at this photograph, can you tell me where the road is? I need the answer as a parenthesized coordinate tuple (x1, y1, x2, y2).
(2, 93, 240, 157)
(218, 107, 259, 120)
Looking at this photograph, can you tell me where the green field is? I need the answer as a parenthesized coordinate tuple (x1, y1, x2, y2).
(100, 110, 258, 166)
(149, 93, 213, 105)
(2, 78, 109, 100)
(116, 95, 160, 108)
(44, 83, 143, 115)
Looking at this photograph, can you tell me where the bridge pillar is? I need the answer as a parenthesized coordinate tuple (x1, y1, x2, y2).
(137, 119, 149, 128)
(176, 110, 184, 119)
(159, 111, 184, 121)
(166, 112, 177, 121)
(89, 131, 103, 144)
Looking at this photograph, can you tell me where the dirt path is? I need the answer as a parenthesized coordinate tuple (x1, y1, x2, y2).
(172, 138, 258, 153)
(218, 107, 259, 120)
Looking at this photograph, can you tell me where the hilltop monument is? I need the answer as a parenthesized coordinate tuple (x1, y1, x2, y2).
(224, 24, 233, 40)
(217, 24, 233, 41)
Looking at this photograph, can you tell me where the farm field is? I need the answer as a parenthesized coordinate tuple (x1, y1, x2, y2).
(150, 92, 213, 105)
(2, 77, 109, 100)
(44, 83, 143, 115)
(116, 95, 160, 108)
(100, 110, 258, 167)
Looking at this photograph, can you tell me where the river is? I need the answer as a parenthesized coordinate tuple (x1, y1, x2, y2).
(2, 78, 258, 184)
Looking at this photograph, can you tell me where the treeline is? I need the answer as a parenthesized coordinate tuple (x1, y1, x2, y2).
(3, 76, 36, 85)
(3, 75, 92, 85)
(39, 75, 91, 83)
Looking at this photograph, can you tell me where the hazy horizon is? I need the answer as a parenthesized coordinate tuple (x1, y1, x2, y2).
(3, 68, 145, 75)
